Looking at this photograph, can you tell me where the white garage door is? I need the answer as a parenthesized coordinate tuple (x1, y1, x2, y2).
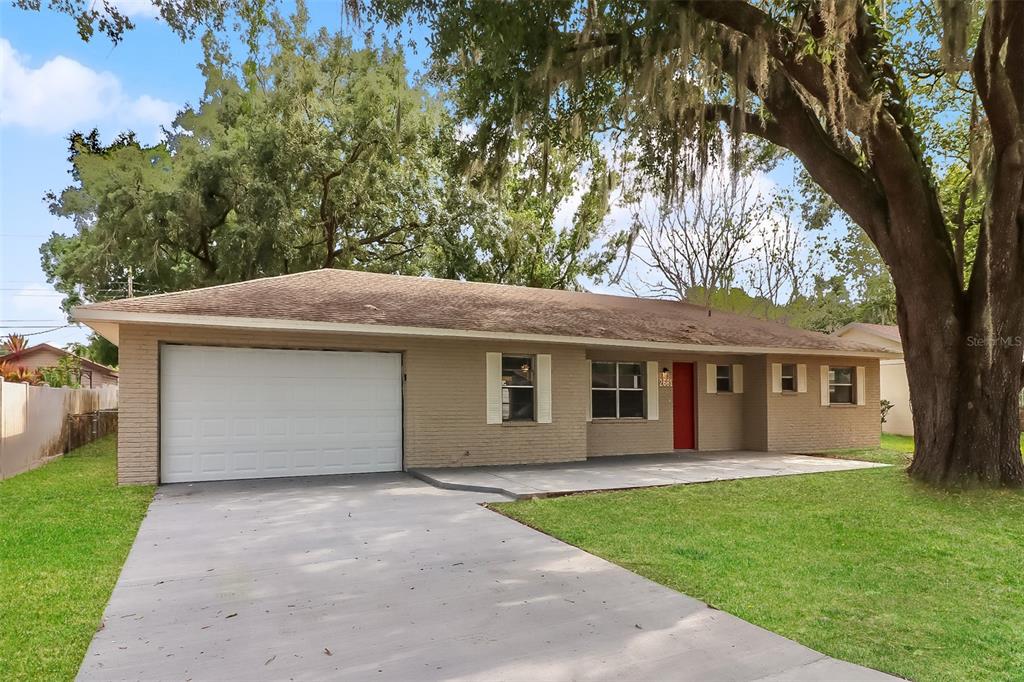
(160, 345, 402, 483)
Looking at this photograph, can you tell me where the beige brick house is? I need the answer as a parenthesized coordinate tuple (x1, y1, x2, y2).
(1, 343, 118, 388)
(72, 270, 895, 485)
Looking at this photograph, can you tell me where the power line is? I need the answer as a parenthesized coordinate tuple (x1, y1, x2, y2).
(0, 324, 79, 337)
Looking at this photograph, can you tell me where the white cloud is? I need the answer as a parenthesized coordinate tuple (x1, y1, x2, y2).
(0, 38, 177, 140)
(112, 0, 161, 19)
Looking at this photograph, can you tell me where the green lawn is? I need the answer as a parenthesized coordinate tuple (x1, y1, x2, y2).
(0, 436, 153, 681)
(496, 437, 1024, 682)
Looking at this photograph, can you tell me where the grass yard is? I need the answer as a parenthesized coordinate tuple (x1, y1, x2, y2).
(496, 435, 1024, 682)
(0, 436, 153, 681)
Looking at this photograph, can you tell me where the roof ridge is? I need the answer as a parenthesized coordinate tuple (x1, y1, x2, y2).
(85, 270, 323, 306)
(320, 269, 731, 315)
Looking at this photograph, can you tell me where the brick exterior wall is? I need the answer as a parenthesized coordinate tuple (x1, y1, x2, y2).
(115, 323, 883, 484)
(117, 325, 589, 484)
(741, 356, 769, 451)
(765, 355, 881, 452)
(584, 350, 750, 456)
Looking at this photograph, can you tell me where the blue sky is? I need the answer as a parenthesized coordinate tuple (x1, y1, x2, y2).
(0, 2, 375, 348)
(0, 2, 802, 351)
(1, 3, 202, 347)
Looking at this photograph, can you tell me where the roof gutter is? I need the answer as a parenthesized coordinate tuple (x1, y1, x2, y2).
(72, 308, 902, 359)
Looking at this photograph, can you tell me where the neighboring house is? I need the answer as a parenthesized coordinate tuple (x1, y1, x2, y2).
(1, 344, 119, 388)
(834, 323, 911, 436)
(72, 269, 897, 486)
(836, 322, 1024, 437)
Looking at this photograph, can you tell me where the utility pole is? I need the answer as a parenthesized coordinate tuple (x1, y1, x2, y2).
(127, 267, 134, 298)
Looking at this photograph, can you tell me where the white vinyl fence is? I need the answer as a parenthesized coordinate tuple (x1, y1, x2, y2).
(0, 379, 118, 480)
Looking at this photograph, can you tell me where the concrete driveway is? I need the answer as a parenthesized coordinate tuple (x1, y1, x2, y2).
(79, 475, 895, 681)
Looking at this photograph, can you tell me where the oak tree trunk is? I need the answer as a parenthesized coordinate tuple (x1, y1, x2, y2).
(893, 204, 1024, 487)
(901, 305, 1024, 487)
(688, 0, 1024, 487)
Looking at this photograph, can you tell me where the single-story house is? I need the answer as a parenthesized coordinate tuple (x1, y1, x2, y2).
(835, 321, 1024, 437)
(1, 343, 119, 388)
(72, 269, 896, 486)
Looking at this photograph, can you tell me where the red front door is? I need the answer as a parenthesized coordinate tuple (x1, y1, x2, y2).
(672, 362, 696, 449)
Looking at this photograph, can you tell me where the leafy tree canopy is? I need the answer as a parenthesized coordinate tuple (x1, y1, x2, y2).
(41, 3, 613, 312)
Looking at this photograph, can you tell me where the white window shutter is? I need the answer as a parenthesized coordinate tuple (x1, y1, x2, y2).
(771, 363, 783, 393)
(797, 364, 808, 393)
(820, 365, 830, 406)
(486, 352, 502, 424)
(645, 361, 659, 420)
(732, 364, 744, 394)
(856, 366, 867, 406)
(536, 354, 552, 423)
(585, 360, 592, 422)
(706, 363, 718, 394)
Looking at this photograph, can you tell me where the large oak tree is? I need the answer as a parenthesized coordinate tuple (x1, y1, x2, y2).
(360, 0, 1024, 487)
(23, 0, 1024, 486)
(40, 3, 614, 312)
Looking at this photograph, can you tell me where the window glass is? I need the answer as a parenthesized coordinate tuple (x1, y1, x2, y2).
(830, 367, 853, 384)
(829, 366, 855, 404)
(502, 355, 533, 386)
(781, 363, 797, 392)
(716, 365, 732, 392)
(619, 390, 644, 418)
(591, 362, 616, 389)
(618, 363, 643, 389)
(592, 390, 617, 419)
(590, 361, 646, 418)
(830, 385, 854, 404)
(501, 355, 534, 421)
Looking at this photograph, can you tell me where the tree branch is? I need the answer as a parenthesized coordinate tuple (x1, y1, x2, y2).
(973, 2, 1023, 151)
(685, 0, 858, 109)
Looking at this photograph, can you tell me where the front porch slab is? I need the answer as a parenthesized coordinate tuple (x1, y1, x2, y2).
(410, 451, 887, 499)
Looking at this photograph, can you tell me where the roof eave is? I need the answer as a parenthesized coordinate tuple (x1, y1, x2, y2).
(71, 308, 902, 359)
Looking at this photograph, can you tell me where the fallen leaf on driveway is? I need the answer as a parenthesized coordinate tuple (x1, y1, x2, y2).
(324, 648, 333, 656)
(225, 613, 238, 619)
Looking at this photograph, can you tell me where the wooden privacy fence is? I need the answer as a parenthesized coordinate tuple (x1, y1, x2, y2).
(0, 379, 119, 480)
(66, 409, 119, 452)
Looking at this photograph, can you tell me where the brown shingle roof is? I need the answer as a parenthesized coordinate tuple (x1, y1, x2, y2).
(2, 343, 118, 376)
(76, 269, 891, 354)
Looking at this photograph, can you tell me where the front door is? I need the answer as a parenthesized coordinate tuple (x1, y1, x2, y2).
(672, 362, 696, 449)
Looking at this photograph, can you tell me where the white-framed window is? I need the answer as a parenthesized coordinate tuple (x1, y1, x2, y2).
(591, 361, 645, 418)
(829, 366, 855, 404)
(501, 354, 535, 421)
(716, 365, 733, 393)
(781, 363, 797, 392)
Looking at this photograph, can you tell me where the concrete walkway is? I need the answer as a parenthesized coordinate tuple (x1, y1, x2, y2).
(411, 451, 886, 498)
(79, 474, 895, 681)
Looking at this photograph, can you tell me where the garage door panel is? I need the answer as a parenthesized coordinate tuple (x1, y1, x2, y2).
(160, 346, 402, 483)
(232, 418, 258, 438)
(262, 417, 288, 437)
